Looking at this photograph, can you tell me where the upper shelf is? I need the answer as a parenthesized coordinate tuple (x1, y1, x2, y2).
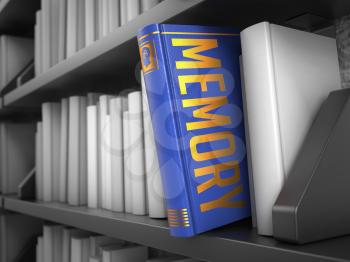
(0, 0, 40, 37)
(4, 196, 350, 262)
(4, 0, 350, 108)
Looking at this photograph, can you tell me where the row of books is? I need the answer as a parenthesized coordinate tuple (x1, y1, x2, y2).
(35, 71, 166, 218)
(35, 0, 162, 76)
(36, 223, 200, 262)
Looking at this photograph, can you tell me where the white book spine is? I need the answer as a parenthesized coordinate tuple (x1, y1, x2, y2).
(108, 0, 120, 32)
(71, 238, 90, 262)
(99, 96, 112, 210)
(58, 0, 67, 62)
(141, 72, 166, 218)
(128, 91, 147, 215)
(35, 122, 43, 201)
(127, 0, 140, 22)
(50, 0, 60, 66)
(102, 0, 110, 37)
(68, 96, 87, 205)
(41, 0, 51, 71)
(43, 225, 54, 262)
(36, 236, 43, 262)
(141, 0, 159, 12)
(77, 0, 86, 50)
(87, 105, 99, 208)
(59, 98, 69, 202)
(123, 110, 132, 213)
(120, 0, 128, 26)
(66, 0, 78, 57)
(110, 97, 124, 212)
(35, 11, 42, 76)
(85, 0, 96, 46)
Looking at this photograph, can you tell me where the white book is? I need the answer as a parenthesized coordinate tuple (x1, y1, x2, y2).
(63, 228, 91, 262)
(241, 21, 341, 236)
(90, 235, 124, 257)
(0, 35, 33, 91)
(50, 0, 60, 66)
(108, 0, 120, 32)
(77, 0, 86, 50)
(41, 0, 51, 71)
(141, 71, 166, 218)
(99, 95, 113, 210)
(43, 224, 64, 262)
(35, 122, 43, 200)
(87, 105, 99, 208)
(128, 91, 147, 215)
(90, 257, 101, 262)
(110, 97, 125, 212)
(34, 11, 42, 76)
(85, 0, 97, 46)
(127, 0, 140, 22)
(141, 0, 160, 12)
(66, 0, 78, 57)
(36, 236, 44, 262)
(59, 98, 69, 202)
(120, 0, 127, 26)
(71, 237, 90, 262)
(123, 110, 132, 213)
(102, 245, 148, 262)
(58, 0, 67, 62)
(0, 122, 36, 194)
(102, 0, 110, 37)
(68, 96, 88, 206)
(42, 102, 61, 202)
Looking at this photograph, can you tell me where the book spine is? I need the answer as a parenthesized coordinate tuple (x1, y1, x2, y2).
(0, 124, 7, 193)
(59, 98, 69, 202)
(36, 122, 43, 201)
(138, 24, 195, 237)
(123, 110, 132, 213)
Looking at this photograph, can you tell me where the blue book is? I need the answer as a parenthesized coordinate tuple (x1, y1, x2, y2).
(138, 24, 251, 237)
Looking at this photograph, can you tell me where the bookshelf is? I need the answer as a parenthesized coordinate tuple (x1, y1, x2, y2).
(4, 195, 350, 262)
(1, 0, 350, 261)
(0, 0, 40, 37)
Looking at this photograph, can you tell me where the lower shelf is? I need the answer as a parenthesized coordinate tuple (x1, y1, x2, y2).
(4, 195, 350, 262)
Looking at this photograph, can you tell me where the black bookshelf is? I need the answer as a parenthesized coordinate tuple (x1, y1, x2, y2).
(4, 196, 350, 262)
(4, 0, 350, 108)
(0, 0, 40, 37)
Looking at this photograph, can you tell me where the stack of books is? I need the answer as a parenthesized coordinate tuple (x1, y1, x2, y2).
(35, 71, 166, 219)
(34, 0, 162, 76)
(35, 223, 201, 262)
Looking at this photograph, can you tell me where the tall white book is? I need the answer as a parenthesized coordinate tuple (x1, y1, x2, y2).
(77, 0, 86, 50)
(63, 228, 91, 262)
(36, 236, 44, 262)
(99, 95, 113, 210)
(108, 0, 120, 32)
(35, 122, 43, 200)
(85, 0, 97, 46)
(122, 110, 132, 213)
(241, 21, 341, 236)
(71, 237, 90, 262)
(110, 97, 126, 212)
(127, 0, 140, 22)
(34, 11, 42, 76)
(102, 245, 148, 262)
(141, 72, 166, 218)
(141, 0, 160, 12)
(120, 0, 127, 25)
(68, 96, 88, 206)
(58, 0, 67, 62)
(89, 257, 101, 262)
(87, 105, 99, 208)
(50, 0, 60, 66)
(128, 91, 147, 215)
(42, 102, 61, 202)
(59, 98, 69, 202)
(43, 224, 64, 262)
(66, 0, 78, 57)
(90, 235, 124, 257)
(41, 0, 51, 71)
